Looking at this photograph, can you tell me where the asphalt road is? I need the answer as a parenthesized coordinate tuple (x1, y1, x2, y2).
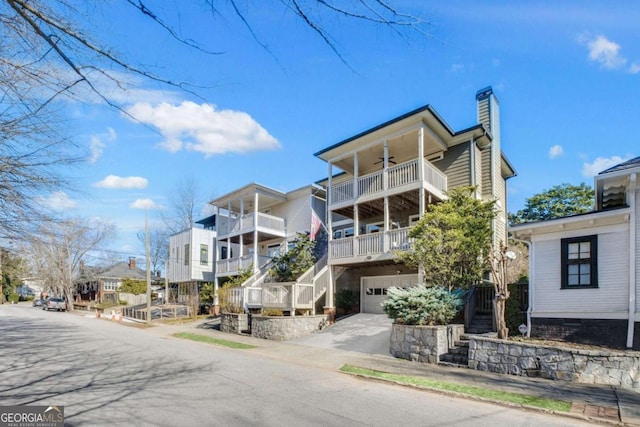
(0, 304, 592, 427)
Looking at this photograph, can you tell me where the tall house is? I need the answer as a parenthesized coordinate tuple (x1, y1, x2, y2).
(314, 87, 516, 313)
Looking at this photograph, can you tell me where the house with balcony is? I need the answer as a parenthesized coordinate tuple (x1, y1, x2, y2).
(510, 156, 640, 350)
(314, 86, 516, 315)
(210, 183, 327, 311)
(167, 214, 217, 304)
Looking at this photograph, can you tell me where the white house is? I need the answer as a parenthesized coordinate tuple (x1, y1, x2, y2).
(314, 86, 515, 315)
(167, 218, 217, 285)
(510, 156, 639, 350)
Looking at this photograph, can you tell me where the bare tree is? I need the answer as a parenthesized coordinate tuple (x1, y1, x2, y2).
(1, 0, 429, 240)
(161, 177, 205, 234)
(26, 217, 115, 310)
(136, 226, 170, 275)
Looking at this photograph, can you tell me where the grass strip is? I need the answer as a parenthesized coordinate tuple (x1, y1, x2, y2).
(340, 365, 571, 413)
(172, 332, 257, 349)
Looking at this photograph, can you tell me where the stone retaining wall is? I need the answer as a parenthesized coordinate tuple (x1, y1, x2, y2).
(390, 324, 464, 364)
(251, 315, 330, 341)
(468, 336, 640, 390)
(220, 312, 249, 334)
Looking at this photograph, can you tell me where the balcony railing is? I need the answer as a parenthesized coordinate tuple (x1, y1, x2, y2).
(219, 212, 285, 238)
(330, 227, 411, 260)
(330, 158, 447, 205)
(216, 255, 271, 275)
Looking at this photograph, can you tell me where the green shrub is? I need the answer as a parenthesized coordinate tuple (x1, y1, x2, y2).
(8, 293, 19, 303)
(119, 300, 129, 305)
(382, 285, 463, 326)
(262, 308, 284, 316)
(506, 283, 527, 336)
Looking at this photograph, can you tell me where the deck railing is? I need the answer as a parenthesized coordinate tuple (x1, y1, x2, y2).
(220, 212, 285, 237)
(329, 158, 447, 205)
(216, 255, 270, 275)
(330, 227, 410, 259)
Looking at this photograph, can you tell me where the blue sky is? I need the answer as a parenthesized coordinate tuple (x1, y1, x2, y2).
(45, 1, 639, 260)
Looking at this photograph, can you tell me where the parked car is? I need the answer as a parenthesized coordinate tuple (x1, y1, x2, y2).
(32, 299, 44, 307)
(43, 298, 66, 312)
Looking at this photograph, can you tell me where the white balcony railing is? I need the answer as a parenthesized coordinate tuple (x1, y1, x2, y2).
(220, 212, 285, 238)
(330, 158, 447, 205)
(216, 255, 271, 275)
(330, 227, 411, 260)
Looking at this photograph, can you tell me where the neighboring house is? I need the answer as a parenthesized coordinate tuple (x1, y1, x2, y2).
(167, 214, 217, 297)
(76, 257, 155, 304)
(511, 156, 640, 350)
(314, 86, 516, 314)
(210, 183, 327, 289)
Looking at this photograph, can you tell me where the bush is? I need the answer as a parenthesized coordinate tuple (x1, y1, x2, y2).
(382, 285, 463, 326)
(8, 293, 19, 304)
(262, 308, 284, 316)
(506, 283, 527, 336)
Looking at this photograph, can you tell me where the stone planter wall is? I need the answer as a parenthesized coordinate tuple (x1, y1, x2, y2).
(390, 324, 464, 364)
(251, 315, 330, 341)
(220, 312, 249, 334)
(468, 336, 640, 391)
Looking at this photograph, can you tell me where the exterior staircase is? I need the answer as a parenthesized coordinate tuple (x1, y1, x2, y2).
(466, 314, 494, 334)
(438, 331, 498, 368)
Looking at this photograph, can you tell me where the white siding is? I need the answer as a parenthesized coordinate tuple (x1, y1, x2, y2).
(168, 228, 216, 283)
(636, 186, 640, 313)
(532, 226, 629, 318)
(271, 191, 312, 241)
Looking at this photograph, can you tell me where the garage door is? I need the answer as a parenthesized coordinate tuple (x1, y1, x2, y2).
(362, 274, 419, 314)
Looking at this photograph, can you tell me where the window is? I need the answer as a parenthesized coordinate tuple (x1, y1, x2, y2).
(267, 244, 281, 257)
(200, 244, 208, 265)
(184, 244, 190, 266)
(561, 235, 598, 288)
(103, 280, 119, 291)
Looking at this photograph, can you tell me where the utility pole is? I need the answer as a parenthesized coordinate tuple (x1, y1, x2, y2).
(146, 212, 151, 324)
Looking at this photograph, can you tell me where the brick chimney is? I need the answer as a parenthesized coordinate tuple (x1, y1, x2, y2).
(128, 257, 136, 270)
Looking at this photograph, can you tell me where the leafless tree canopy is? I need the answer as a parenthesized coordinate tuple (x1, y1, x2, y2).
(0, 0, 428, 245)
(25, 217, 115, 308)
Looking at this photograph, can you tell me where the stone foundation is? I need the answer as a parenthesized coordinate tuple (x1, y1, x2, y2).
(220, 312, 249, 334)
(251, 315, 330, 341)
(468, 336, 640, 390)
(390, 324, 464, 364)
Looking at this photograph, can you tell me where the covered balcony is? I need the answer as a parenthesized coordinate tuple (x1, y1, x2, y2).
(216, 254, 272, 277)
(329, 227, 410, 265)
(329, 157, 447, 208)
(217, 211, 286, 240)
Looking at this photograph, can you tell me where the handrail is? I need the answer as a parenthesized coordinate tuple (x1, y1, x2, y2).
(464, 286, 477, 331)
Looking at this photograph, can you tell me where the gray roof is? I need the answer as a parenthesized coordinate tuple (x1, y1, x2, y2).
(599, 156, 640, 175)
(98, 262, 148, 280)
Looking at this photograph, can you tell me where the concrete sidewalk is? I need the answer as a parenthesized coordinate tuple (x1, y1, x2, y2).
(151, 318, 640, 426)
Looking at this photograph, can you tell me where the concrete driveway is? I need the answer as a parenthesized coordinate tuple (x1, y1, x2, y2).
(291, 313, 393, 357)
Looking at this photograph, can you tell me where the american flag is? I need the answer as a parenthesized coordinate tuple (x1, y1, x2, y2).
(310, 210, 323, 241)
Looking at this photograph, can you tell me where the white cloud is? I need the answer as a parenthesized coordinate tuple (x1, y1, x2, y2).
(451, 63, 465, 73)
(94, 175, 148, 189)
(582, 155, 630, 177)
(125, 101, 281, 158)
(130, 198, 163, 210)
(39, 191, 77, 211)
(580, 34, 639, 73)
(89, 136, 106, 164)
(88, 128, 117, 164)
(548, 145, 564, 159)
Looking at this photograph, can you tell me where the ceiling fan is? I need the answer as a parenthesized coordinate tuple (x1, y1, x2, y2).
(374, 156, 396, 165)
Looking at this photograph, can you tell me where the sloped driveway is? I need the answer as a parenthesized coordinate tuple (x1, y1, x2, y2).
(291, 313, 393, 357)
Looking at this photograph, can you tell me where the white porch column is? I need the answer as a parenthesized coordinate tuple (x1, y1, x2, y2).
(627, 172, 637, 348)
(239, 198, 244, 257)
(227, 202, 232, 234)
(418, 126, 426, 216)
(353, 152, 359, 199)
(383, 196, 390, 252)
(253, 191, 259, 273)
(353, 204, 359, 256)
(327, 266, 335, 308)
(383, 141, 389, 191)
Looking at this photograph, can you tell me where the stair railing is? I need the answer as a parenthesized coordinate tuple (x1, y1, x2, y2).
(463, 286, 477, 331)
